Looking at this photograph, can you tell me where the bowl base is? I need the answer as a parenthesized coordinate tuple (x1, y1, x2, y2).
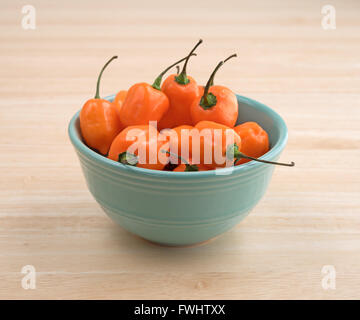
(136, 234, 220, 248)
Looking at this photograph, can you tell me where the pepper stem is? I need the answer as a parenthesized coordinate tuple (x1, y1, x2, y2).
(95, 56, 118, 99)
(152, 54, 196, 90)
(229, 144, 295, 167)
(210, 53, 237, 86)
(160, 150, 199, 171)
(175, 39, 203, 85)
(118, 152, 138, 166)
(200, 54, 237, 109)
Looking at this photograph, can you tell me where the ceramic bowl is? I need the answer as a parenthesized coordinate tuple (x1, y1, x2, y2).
(68, 95, 288, 246)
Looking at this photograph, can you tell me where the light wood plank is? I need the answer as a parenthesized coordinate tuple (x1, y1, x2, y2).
(0, 0, 359, 299)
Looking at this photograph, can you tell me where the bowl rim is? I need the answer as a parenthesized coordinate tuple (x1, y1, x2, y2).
(68, 94, 288, 178)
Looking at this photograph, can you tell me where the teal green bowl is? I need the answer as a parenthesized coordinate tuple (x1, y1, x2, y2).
(68, 95, 288, 246)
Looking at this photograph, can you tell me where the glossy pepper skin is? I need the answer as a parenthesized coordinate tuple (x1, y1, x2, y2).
(194, 120, 241, 169)
(159, 74, 200, 129)
(119, 83, 169, 127)
(108, 125, 169, 171)
(119, 55, 194, 128)
(158, 40, 203, 130)
(112, 90, 127, 120)
(234, 122, 269, 165)
(191, 85, 238, 127)
(190, 55, 238, 127)
(163, 124, 195, 163)
(80, 56, 122, 155)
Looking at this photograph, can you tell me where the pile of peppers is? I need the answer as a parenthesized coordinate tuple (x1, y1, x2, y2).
(80, 40, 294, 172)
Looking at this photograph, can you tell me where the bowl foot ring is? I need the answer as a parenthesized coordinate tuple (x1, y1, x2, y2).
(136, 235, 220, 248)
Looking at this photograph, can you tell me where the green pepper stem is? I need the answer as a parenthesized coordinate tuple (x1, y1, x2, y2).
(175, 39, 203, 85)
(223, 53, 237, 64)
(152, 54, 196, 90)
(209, 53, 237, 87)
(203, 61, 223, 102)
(160, 150, 199, 171)
(161, 149, 189, 165)
(200, 53, 237, 109)
(95, 56, 118, 99)
(235, 153, 295, 167)
(118, 152, 138, 166)
(229, 144, 294, 167)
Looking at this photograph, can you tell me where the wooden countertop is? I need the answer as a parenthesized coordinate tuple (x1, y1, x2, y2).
(1, 0, 359, 299)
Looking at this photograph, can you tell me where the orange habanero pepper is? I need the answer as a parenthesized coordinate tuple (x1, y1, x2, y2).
(190, 54, 238, 127)
(108, 125, 169, 171)
(119, 55, 195, 128)
(233, 121, 269, 165)
(162, 125, 195, 164)
(113, 90, 127, 120)
(195, 121, 295, 169)
(158, 39, 203, 130)
(194, 120, 241, 168)
(80, 56, 122, 155)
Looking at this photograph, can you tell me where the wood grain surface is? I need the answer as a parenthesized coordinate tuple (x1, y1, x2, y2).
(0, 0, 359, 299)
